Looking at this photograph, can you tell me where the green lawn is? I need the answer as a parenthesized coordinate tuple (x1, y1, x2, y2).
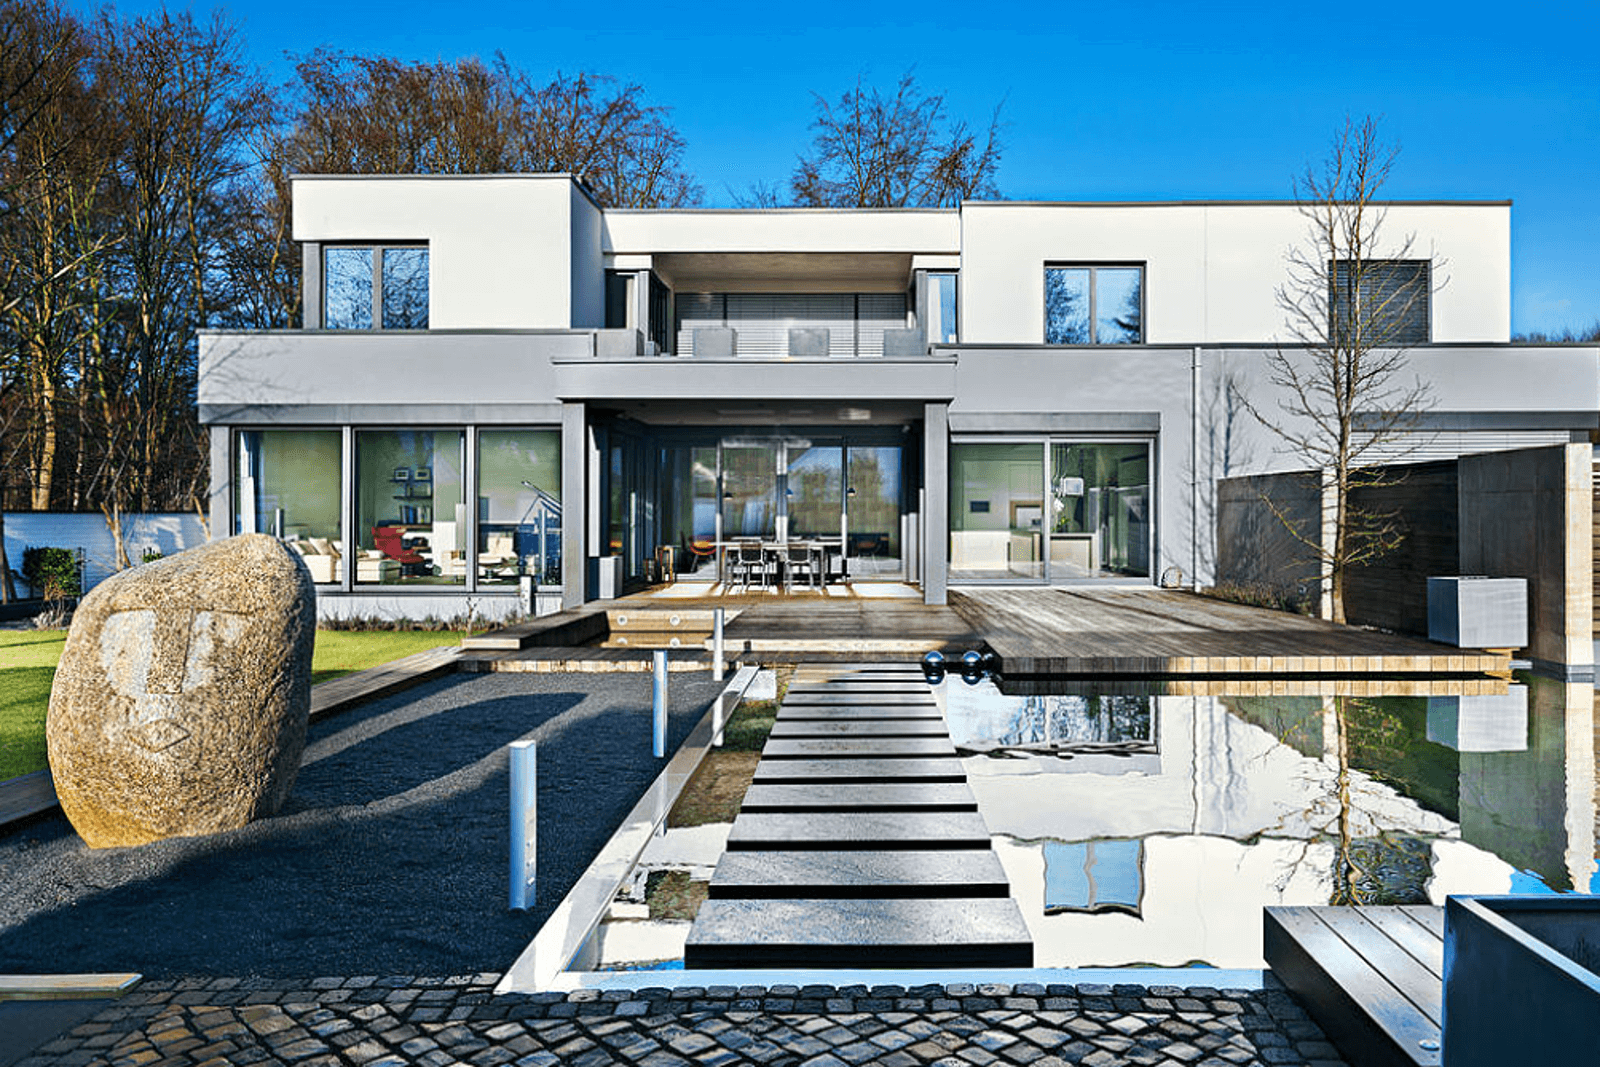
(0, 627, 472, 781)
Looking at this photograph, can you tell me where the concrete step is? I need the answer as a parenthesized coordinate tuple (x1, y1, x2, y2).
(739, 782, 977, 813)
(751, 757, 967, 783)
(708, 849, 1008, 898)
(726, 810, 993, 850)
(768, 720, 950, 739)
(775, 704, 943, 721)
(761, 737, 958, 760)
(684, 897, 1034, 969)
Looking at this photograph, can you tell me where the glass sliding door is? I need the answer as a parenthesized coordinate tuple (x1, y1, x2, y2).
(720, 444, 778, 539)
(786, 444, 842, 540)
(660, 445, 719, 578)
(1048, 442, 1151, 579)
(847, 445, 903, 578)
(949, 443, 1045, 580)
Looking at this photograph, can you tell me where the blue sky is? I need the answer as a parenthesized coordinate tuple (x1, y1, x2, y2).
(86, 0, 1600, 335)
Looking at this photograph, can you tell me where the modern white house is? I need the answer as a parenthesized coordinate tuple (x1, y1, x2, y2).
(197, 174, 1599, 618)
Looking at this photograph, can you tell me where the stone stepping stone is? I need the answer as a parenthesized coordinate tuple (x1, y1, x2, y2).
(781, 693, 937, 705)
(739, 782, 977, 812)
(768, 720, 949, 739)
(708, 849, 1007, 898)
(751, 757, 967, 783)
(775, 705, 943, 721)
(726, 811, 993, 850)
(787, 684, 928, 694)
(761, 737, 957, 759)
(684, 897, 1034, 969)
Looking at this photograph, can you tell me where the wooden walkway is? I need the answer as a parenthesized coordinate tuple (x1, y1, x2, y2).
(954, 588, 1511, 675)
(1264, 905, 1444, 1067)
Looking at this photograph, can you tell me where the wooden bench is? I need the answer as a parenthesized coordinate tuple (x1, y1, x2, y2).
(1265, 905, 1444, 1067)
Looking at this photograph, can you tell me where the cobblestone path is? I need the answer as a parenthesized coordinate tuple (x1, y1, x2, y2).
(16, 977, 1348, 1067)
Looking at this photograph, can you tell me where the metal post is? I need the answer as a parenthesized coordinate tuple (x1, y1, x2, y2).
(712, 607, 725, 682)
(508, 740, 536, 910)
(652, 650, 668, 758)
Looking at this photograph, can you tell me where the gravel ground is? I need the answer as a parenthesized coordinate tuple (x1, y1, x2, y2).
(0, 671, 725, 979)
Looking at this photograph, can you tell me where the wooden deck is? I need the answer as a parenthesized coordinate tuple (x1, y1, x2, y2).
(953, 588, 1511, 675)
(1265, 905, 1444, 1067)
(307, 645, 463, 722)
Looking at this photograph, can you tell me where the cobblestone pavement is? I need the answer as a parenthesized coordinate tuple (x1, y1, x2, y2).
(15, 976, 1348, 1067)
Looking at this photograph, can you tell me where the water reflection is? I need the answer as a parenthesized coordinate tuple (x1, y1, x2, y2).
(936, 674, 1597, 969)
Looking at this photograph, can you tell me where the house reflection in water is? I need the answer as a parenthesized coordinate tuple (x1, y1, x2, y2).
(935, 674, 1597, 969)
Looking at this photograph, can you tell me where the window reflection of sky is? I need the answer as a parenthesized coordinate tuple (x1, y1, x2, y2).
(934, 674, 1597, 969)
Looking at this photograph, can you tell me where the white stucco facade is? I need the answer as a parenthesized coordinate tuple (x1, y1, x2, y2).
(204, 174, 1588, 612)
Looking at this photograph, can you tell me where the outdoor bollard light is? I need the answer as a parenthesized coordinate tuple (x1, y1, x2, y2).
(508, 739, 536, 911)
(712, 685, 726, 749)
(652, 650, 668, 758)
(712, 607, 726, 682)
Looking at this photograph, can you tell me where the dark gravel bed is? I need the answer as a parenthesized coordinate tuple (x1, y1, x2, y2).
(0, 671, 724, 978)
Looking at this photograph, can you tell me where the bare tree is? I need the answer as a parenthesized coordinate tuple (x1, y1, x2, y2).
(1243, 116, 1438, 624)
(0, 0, 96, 600)
(277, 52, 701, 207)
(788, 72, 1002, 208)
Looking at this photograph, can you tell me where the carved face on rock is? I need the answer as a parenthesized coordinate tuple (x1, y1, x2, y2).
(97, 608, 251, 766)
(46, 535, 317, 848)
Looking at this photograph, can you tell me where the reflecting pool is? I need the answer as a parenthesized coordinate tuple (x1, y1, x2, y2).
(939, 674, 1597, 969)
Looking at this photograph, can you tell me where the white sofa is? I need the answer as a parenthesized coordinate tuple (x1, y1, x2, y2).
(287, 538, 399, 584)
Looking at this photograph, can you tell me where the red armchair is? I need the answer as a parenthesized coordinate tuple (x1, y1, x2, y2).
(372, 526, 428, 575)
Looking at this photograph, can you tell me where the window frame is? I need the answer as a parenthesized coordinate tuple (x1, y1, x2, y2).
(322, 243, 430, 330)
(1328, 258, 1431, 346)
(1043, 263, 1147, 345)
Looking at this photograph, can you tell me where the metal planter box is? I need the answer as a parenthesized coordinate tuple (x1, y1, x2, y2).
(1443, 896, 1600, 1067)
(1427, 577, 1527, 649)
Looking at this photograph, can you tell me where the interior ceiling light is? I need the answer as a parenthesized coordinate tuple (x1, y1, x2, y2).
(838, 407, 872, 422)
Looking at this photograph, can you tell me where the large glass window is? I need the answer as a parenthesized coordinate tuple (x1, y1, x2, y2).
(949, 443, 1045, 580)
(928, 272, 958, 344)
(235, 430, 343, 583)
(478, 430, 561, 586)
(1331, 259, 1429, 345)
(1048, 442, 1150, 578)
(324, 246, 429, 330)
(1045, 265, 1143, 344)
(355, 430, 465, 585)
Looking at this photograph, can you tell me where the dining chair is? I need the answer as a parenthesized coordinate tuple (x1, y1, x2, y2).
(732, 538, 769, 592)
(783, 541, 821, 592)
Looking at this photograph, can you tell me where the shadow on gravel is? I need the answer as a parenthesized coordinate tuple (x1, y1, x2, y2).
(0, 672, 722, 978)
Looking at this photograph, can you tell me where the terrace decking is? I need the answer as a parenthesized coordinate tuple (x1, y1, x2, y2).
(459, 586, 1510, 675)
(1264, 905, 1445, 1067)
(685, 664, 1032, 969)
(954, 588, 1511, 675)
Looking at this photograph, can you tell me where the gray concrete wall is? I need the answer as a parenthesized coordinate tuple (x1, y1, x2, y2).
(1213, 471, 1322, 612)
(1459, 443, 1594, 673)
(1217, 445, 1593, 672)
(1344, 461, 1460, 634)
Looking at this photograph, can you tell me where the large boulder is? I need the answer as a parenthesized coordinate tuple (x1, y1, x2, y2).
(46, 534, 316, 848)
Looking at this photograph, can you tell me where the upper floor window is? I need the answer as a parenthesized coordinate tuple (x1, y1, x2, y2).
(1045, 265, 1143, 344)
(1330, 259, 1429, 346)
(927, 272, 958, 344)
(324, 245, 429, 330)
